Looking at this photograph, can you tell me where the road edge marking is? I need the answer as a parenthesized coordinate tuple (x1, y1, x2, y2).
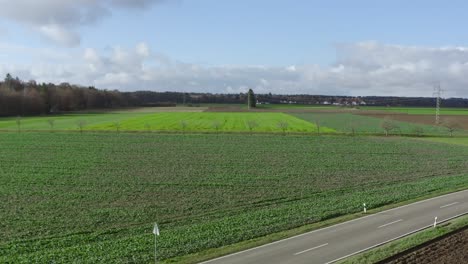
(324, 210, 468, 264)
(199, 189, 468, 264)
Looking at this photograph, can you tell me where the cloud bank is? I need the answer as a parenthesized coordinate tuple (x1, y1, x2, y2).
(0, 0, 164, 46)
(1, 41, 468, 97)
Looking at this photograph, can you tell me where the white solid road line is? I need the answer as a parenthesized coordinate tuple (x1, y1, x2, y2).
(293, 243, 328, 256)
(377, 219, 403, 229)
(440, 202, 459, 208)
(323, 225, 429, 264)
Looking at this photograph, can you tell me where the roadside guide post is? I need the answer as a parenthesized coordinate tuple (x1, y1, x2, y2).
(153, 223, 160, 264)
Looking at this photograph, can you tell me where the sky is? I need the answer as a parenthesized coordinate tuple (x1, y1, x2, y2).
(1, 0, 468, 97)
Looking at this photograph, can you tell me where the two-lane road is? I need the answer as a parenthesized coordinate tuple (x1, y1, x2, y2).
(202, 189, 468, 264)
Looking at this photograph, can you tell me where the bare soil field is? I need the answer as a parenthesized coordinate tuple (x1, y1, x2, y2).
(382, 227, 468, 264)
(358, 113, 468, 130)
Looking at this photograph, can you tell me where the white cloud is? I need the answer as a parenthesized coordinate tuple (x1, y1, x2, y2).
(136, 42, 151, 58)
(2, 41, 468, 97)
(111, 0, 165, 9)
(97, 72, 132, 86)
(39, 24, 80, 47)
(0, 42, 73, 61)
(84, 48, 100, 62)
(0, 0, 166, 47)
(328, 42, 468, 96)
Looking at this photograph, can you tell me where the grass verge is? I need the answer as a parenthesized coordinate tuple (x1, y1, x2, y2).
(165, 187, 468, 263)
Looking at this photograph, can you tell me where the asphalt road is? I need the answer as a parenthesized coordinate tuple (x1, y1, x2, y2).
(201, 189, 468, 264)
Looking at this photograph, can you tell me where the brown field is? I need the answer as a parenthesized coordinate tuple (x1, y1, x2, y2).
(383, 227, 468, 264)
(358, 113, 468, 130)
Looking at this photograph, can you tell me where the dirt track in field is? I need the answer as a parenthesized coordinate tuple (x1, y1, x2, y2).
(382, 227, 468, 264)
(357, 113, 468, 130)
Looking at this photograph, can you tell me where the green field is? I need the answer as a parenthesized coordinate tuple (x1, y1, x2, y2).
(422, 137, 468, 146)
(0, 113, 141, 131)
(255, 104, 468, 115)
(0, 112, 332, 133)
(361, 106, 468, 115)
(87, 112, 331, 133)
(4, 109, 464, 136)
(292, 113, 462, 136)
(256, 104, 337, 110)
(234, 104, 468, 116)
(2, 133, 468, 263)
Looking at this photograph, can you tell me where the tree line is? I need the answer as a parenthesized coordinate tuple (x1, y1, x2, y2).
(0, 74, 126, 116)
(2, 73, 468, 117)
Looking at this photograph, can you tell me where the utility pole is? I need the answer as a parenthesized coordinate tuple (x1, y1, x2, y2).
(433, 82, 443, 125)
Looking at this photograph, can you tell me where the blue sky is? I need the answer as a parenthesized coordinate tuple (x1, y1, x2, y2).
(1, 0, 468, 97)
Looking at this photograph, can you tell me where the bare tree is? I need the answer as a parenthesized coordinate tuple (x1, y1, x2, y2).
(180, 120, 188, 134)
(380, 117, 397, 136)
(144, 123, 151, 132)
(443, 119, 460, 137)
(212, 120, 222, 134)
(113, 121, 121, 133)
(246, 120, 259, 134)
(76, 120, 87, 134)
(315, 118, 321, 135)
(47, 119, 55, 131)
(348, 120, 359, 136)
(412, 126, 424, 137)
(277, 120, 289, 135)
(16, 116, 21, 133)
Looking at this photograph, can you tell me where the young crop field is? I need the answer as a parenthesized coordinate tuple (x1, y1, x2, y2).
(0, 112, 142, 131)
(422, 137, 468, 146)
(2, 133, 468, 263)
(87, 112, 331, 133)
(0, 112, 329, 133)
(255, 104, 338, 110)
(359, 113, 468, 132)
(292, 112, 466, 136)
(361, 106, 468, 115)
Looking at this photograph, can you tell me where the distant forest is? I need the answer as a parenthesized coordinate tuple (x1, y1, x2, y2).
(1, 74, 468, 116)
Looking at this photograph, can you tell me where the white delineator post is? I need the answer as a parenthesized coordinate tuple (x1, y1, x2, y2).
(153, 223, 160, 264)
(434, 217, 438, 228)
(363, 203, 367, 213)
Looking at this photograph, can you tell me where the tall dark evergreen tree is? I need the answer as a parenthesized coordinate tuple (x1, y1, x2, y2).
(247, 89, 256, 109)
